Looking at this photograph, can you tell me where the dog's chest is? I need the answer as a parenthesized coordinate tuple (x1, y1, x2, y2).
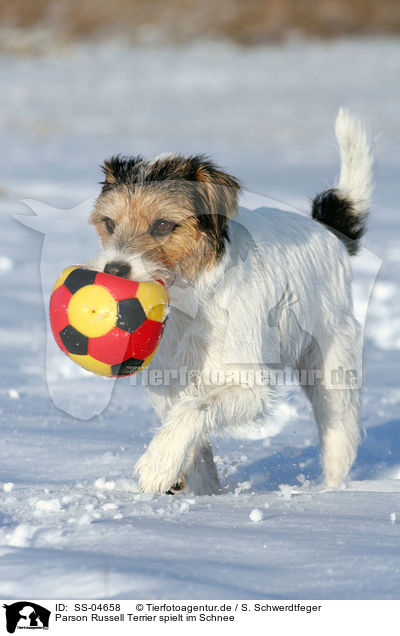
(156, 304, 209, 372)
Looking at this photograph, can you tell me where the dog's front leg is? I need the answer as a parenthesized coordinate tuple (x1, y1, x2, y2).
(135, 400, 208, 494)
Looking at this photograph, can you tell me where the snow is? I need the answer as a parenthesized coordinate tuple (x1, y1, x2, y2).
(35, 498, 61, 513)
(1, 37, 400, 600)
(0, 255, 13, 273)
(249, 509, 263, 522)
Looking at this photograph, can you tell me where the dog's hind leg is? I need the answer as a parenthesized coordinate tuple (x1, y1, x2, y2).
(183, 440, 221, 495)
(299, 319, 361, 488)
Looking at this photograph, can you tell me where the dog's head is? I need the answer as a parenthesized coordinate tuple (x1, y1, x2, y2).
(88, 154, 241, 285)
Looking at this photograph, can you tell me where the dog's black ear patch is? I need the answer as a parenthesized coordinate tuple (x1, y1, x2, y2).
(100, 155, 144, 193)
(312, 188, 367, 255)
(143, 154, 241, 259)
(190, 156, 242, 259)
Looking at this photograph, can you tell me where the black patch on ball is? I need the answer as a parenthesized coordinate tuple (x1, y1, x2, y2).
(59, 325, 89, 355)
(64, 268, 97, 294)
(112, 357, 144, 376)
(116, 298, 147, 333)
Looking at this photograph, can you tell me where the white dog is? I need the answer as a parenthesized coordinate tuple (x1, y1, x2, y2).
(87, 109, 372, 495)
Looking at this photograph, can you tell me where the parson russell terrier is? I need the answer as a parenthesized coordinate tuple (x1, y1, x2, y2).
(87, 109, 373, 495)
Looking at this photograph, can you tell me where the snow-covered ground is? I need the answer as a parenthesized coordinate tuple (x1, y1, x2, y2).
(0, 37, 400, 600)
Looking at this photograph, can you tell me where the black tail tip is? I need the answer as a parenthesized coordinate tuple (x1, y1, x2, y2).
(312, 188, 367, 256)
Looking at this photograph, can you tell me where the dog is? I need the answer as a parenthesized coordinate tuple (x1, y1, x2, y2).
(87, 108, 372, 495)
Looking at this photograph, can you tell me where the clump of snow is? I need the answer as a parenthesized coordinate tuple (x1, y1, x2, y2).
(381, 389, 400, 406)
(179, 502, 190, 514)
(35, 498, 61, 512)
(102, 502, 118, 511)
(0, 255, 13, 273)
(373, 282, 398, 302)
(94, 478, 116, 490)
(249, 509, 263, 522)
(3, 482, 14, 492)
(5, 524, 37, 548)
(113, 478, 140, 493)
(234, 481, 252, 496)
(8, 389, 19, 399)
(133, 493, 154, 502)
(278, 485, 293, 500)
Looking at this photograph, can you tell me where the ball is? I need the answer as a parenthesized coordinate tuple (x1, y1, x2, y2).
(49, 266, 169, 377)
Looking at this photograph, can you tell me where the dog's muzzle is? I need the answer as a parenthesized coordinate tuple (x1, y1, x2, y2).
(103, 261, 131, 278)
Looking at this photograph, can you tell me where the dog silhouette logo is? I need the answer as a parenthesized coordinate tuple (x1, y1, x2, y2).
(2, 602, 51, 633)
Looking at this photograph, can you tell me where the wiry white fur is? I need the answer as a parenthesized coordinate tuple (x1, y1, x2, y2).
(136, 206, 362, 494)
(335, 107, 373, 220)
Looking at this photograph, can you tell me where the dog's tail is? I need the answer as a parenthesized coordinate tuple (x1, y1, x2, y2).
(312, 108, 373, 255)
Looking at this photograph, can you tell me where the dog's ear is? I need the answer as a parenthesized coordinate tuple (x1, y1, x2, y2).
(101, 156, 120, 190)
(190, 157, 241, 256)
(144, 154, 241, 216)
(193, 157, 241, 221)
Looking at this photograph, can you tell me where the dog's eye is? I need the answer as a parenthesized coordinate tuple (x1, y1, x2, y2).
(150, 219, 176, 237)
(102, 217, 115, 234)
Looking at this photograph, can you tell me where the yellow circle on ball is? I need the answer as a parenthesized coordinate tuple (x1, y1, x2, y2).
(136, 281, 169, 323)
(68, 284, 117, 338)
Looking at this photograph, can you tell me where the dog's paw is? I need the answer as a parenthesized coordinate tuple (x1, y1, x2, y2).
(165, 481, 186, 495)
(135, 452, 182, 494)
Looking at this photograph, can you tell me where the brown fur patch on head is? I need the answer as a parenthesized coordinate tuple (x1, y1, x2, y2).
(90, 154, 241, 281)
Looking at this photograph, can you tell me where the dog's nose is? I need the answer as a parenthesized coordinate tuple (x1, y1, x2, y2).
(103, 261, 131, 278)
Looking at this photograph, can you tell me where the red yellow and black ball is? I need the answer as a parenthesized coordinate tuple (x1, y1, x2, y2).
(49, 266, 168, 377)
